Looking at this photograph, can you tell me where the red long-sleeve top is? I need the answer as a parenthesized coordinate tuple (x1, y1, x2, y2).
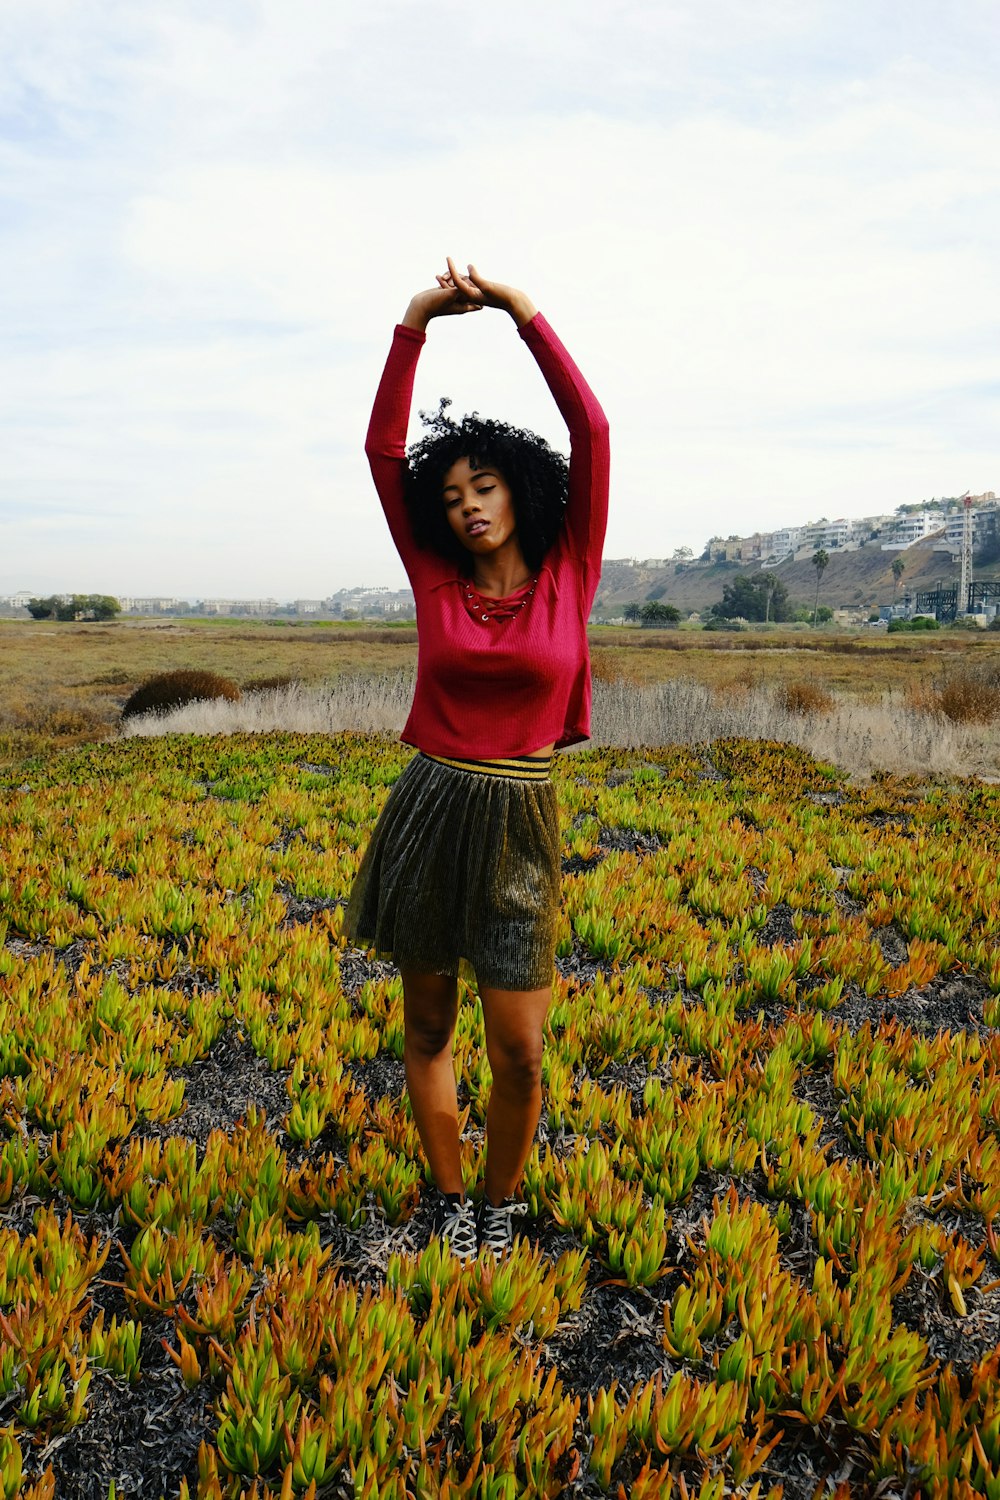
(364, 313, 610, 758)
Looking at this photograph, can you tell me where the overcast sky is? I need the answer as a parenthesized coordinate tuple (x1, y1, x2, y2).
(2, 1, 998, 599)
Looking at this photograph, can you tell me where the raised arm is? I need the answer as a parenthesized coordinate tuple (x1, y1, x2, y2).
(518, 313, 610, 573)
(443, 262, 610, 575)
(364, 279, 482, 573)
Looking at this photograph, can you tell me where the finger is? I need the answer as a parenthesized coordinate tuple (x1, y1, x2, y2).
(447, 255, 476, 293)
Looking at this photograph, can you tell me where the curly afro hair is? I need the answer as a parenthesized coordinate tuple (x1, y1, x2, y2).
(405, 398, 569, 574)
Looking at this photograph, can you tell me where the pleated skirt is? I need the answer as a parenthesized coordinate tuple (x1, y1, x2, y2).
(344, 752, 561, 991)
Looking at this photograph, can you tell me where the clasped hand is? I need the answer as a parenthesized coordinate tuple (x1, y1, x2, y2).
(403, 260, 536, 331)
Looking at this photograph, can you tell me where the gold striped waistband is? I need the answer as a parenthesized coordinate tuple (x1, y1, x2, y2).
(420, 751, 553, 782)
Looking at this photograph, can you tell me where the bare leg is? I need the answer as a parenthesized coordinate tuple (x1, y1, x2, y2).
(479, 983, 552, 1204)
(400, 968, 463, 1195)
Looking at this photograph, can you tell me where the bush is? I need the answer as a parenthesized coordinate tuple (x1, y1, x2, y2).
(703, 616, 742, 631)
(779, 682, 835, 716)
(933, 669, 1000, 724)
(243, 674, 301, 693)
(888, 616, 940, 633)
(121, 669, 241, 722)
(26, 593, 120, 621)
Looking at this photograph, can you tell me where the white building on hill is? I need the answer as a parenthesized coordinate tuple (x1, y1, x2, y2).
(941, 497, 998, 550)
(880, 510, 947, 550)
(801, 519, 855, 551)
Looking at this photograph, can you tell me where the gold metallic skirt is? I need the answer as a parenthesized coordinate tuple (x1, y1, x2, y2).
(344, 751, 561, 990)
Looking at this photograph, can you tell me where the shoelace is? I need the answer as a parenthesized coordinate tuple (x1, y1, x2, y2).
(437, 1199, 478, 1261)
(478, 1200, 529, 1253)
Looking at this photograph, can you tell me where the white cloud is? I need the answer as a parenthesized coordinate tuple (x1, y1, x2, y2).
(1, 1, 998, 594)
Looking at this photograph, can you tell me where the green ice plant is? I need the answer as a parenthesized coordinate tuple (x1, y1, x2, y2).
(216, 1321, 301, 1478)
(606, 1199, 671, 1287)
(405, 1285, 475, 1384)
(588, 1381, 629, 1489)
(628, 1369, 748, 1458)
(286, 1409, 346, 1489)
(18, 1354, 91, 1432)
(87, 1313, 142, 1383)
(662, 1273, 724, 1360)
(0, 1426, 22, 1500)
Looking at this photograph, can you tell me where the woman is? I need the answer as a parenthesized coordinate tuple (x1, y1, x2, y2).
(346, 261, 609, 1259)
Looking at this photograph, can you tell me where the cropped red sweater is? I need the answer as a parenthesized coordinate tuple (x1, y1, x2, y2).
(364, 313, 610, 758)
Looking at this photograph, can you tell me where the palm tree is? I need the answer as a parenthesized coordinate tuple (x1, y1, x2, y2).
(811, 549, 829, 625)
(891, 556, 905, 600)
(640, 601, 681, 626)
(623, 601, 641, 623)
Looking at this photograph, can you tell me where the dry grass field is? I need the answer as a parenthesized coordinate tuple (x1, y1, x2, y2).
(2, 618, 999, 781)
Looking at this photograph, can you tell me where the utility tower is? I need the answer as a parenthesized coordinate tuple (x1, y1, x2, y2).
(957, 492, 974, 616)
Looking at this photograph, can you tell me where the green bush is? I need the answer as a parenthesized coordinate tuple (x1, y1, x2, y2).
(27, 593, 120, 621)
(888, 616, 940, 633)
(121, 669, 241, 722)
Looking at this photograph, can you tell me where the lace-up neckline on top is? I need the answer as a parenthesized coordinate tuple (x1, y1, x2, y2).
(461, 576, 537, 623)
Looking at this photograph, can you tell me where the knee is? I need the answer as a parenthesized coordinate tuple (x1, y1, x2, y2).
(402, 971, 457, 1059)
(488, 1034, 544, 1092)
(405, 1017, 456, 1059)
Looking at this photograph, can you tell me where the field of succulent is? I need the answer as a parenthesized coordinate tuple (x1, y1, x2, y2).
(0, 729, 998, 1500)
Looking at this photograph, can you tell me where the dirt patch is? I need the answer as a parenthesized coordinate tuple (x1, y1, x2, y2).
(836, 971, 995, 1037)
(41, 1368, 212, 1500)
(135, 1030, 294, 1148)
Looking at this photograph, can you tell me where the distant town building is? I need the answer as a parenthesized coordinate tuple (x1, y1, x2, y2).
(706, 536, 745, 562)
(118, 597, 185, 613)
(801, 519, 854, 551)
(197, 598, 281, 616)
(880, 510, 947, 550)
(753, 527, 802, 564)
(941, 496, 998, 550)
(327, 585, 415, 618)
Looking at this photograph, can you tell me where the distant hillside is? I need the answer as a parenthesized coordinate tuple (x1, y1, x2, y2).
(593, 538, 1000, 617)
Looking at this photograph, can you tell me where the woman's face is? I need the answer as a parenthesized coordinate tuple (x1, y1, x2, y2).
(442, 456, 518, 556)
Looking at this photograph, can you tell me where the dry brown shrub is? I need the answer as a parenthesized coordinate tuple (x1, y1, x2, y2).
(713, 665, 762, 701)
(83, 668, 131, 686)
(0, 689, 112, 740)
(42, 705, 107, 737)
(121, 668, 241, 722)
(629, 632, 686, 650)
(590, 650, 642, 687)
(0, 730, 53, 767)
(779, 681, 835, 715)
(243, 674, 301, 692)
(932, 668, 1000, 724)
(348, 628, 418, 644)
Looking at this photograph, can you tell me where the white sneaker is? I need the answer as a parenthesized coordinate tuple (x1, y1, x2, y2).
(432, 1191, 479, 1262)
(476, 1196, 529, 1256)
